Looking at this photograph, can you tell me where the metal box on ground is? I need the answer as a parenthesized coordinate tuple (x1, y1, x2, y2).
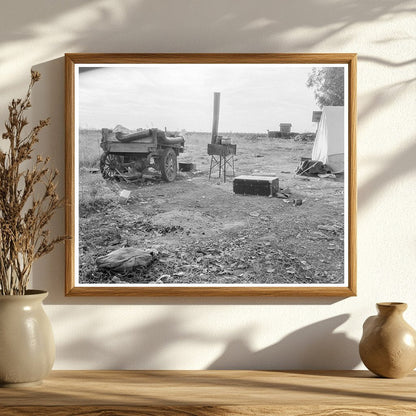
(233, 175, 279, 197)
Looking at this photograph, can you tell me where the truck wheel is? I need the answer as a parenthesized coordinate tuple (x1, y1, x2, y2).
(160, 148, 177, 182)
(100, 152, 121, 180)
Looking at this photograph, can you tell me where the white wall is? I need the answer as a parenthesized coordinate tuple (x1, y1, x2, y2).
(1, 0, 415, 370)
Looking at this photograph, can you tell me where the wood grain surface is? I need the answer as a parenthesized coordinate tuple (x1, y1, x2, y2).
(1, 370, 415, 415)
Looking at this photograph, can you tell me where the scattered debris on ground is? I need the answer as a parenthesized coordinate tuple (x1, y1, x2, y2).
(79, 132, 345, 285)
(294, 133, 316, 142)
(295, 160, 331, 176)
(292, 199, 303, 206)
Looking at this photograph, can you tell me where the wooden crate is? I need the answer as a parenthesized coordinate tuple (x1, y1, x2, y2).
(233, 175, 279, 197)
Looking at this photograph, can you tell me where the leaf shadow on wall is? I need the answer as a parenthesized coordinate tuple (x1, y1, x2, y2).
(358, 138, 416, 211)
(356, 55, 416, 211)
(54, 312, 215, 369)
(52, 307, 359, 370)
(207, 314, 360, 370)
(0, 0, 414, 96)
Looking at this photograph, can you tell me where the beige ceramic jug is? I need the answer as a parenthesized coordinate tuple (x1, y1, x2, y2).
(0, 290, 55, 386)
(359, 302, 416, 378)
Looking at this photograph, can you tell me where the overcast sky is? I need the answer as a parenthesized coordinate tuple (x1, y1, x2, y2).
(78, 64, 323, 133)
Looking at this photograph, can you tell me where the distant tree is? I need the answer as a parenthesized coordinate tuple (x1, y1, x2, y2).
(306, 67, 344, 108)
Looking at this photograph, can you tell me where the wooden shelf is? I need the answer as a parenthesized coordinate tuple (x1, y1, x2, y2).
(1, 370, 415, 415)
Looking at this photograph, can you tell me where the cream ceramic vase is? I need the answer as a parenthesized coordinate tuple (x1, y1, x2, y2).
(359, 302, 416, 378)
(0, 290, 55, 387)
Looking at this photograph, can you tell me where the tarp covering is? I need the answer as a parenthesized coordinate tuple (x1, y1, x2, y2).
(312, 106, 345, 173)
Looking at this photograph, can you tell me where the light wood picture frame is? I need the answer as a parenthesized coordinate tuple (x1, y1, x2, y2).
(65, 53, 356, 296)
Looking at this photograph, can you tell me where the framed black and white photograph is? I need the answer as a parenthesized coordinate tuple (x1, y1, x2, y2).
(65, 53, 356, 296)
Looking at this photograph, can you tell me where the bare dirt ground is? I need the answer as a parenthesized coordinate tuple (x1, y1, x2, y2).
(78, 131, 344, 285)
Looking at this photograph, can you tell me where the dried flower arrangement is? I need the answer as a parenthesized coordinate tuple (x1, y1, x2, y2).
(0, 71, 65, 295)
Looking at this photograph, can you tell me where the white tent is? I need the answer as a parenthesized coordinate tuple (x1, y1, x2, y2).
(312, 106, 345, 173)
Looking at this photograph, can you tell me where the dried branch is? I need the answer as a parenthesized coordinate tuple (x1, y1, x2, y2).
(0, 71, 66, 295)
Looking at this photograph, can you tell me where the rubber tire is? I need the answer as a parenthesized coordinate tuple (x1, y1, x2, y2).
(160, 148, 177, 182)
(100, 152, 121, 180)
